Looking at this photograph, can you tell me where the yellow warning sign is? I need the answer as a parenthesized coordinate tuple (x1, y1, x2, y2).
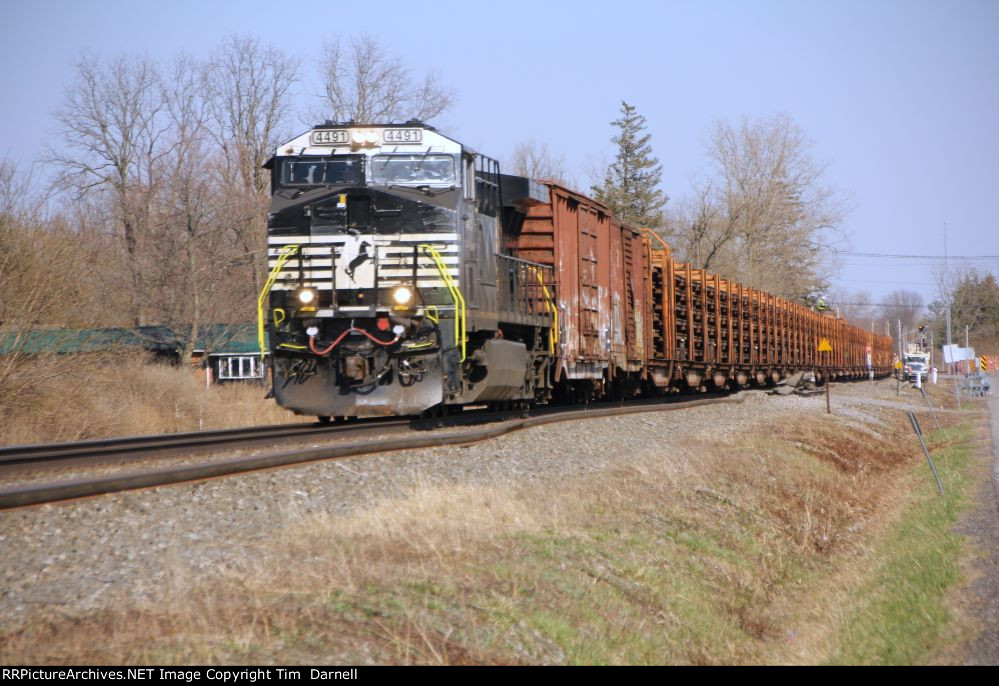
(983, 355, 990, 372)
(818, 338, 832, 352)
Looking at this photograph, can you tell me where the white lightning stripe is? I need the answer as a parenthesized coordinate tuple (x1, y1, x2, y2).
(271, 280, 456, 291)
(378, 268, 459, 277)
(377, 256, 459, 265)
(267, 246, 458, 255)
(276, 271, 333, 280)
(271, 284, 334, 291)
(378, 252, 457, 260)
(268, 253, 457, 262)
(268, 247, 335, 257)
(267, 233, 458, 244)
(266, 260, 458, 272)
(268, 258, 333, 267)
(266, 268, 458, 280)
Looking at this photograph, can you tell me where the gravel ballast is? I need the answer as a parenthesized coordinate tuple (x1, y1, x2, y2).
(0, 379, 971, 629)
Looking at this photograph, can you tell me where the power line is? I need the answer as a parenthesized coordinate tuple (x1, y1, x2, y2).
(834, 278, 936, 285)
(829, 249, 999, 260)
(830, 302, 929, 307)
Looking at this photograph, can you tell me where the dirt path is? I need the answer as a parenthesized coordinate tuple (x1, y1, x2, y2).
(959, 380, 999, 665)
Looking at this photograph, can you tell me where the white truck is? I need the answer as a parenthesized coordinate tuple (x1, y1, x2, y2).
(902, 344, 930, 383)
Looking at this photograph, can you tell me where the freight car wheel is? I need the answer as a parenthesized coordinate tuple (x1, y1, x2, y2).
(317, 415, 332, 424)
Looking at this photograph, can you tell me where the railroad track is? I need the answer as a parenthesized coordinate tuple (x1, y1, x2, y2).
(0, 417, 414, 471)
(0, 393, 743, 510)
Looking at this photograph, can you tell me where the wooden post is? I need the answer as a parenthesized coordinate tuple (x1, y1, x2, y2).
(826, 350, 831, 414)
(818, 337, 832, 413)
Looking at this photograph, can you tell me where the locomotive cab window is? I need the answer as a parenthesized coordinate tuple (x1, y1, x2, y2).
(370, 154, 455, 186)
(279, 156, 363, 187)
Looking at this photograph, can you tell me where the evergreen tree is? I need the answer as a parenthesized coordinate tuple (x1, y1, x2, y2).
(592, 101, 668, 228)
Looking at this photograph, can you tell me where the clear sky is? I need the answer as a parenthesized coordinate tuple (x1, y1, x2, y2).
(2, 0, 997, 308)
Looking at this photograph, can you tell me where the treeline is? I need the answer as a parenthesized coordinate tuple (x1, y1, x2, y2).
(832, 270, 999, 355)
(0, 35, 452, 365)
(929, 269, 999, 353)
(513, 105, 847, 302)
(5, 33, 867, 365)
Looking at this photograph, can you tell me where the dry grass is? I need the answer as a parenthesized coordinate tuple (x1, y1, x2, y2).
(0, 354, 302, 446)
(3, 397, 977, 665)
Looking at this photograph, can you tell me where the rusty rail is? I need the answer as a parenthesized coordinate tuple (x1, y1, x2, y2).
(0, 419, 413, 471)
(0, 394, 745, 510)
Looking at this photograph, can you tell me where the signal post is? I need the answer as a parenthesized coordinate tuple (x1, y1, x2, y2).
(819, 337, 832, 414)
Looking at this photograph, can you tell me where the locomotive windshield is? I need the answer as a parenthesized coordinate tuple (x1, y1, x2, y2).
(370, 154, 455, 186)
(279, 156, 363, 187)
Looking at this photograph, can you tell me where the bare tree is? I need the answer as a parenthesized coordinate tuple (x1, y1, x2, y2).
(147, 55, 217, 364)
(117, 54, 260, 365)
(664, 176, 735, 270)
(670, 114, 846, 299)
(829, 288, 875, 327)
(0, 159, 44, 221)
(49, 51, 167, 325)
(0, 159, 113, 416)
(882, 289, 924, 337)
(205, 35, 299, 197)
(204, 35, 298, 297)
(314, 35, 454, 124)
(509, 139, 574, 185)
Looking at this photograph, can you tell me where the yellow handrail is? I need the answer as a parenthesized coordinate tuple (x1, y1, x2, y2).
(420, 244, 466, 362)
(529, 266, 559, 354)
(257, 244, 300, 363)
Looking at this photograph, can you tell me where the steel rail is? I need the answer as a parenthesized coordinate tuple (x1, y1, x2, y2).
(0, 418, 414, 469)
(0, 394, 744, 510)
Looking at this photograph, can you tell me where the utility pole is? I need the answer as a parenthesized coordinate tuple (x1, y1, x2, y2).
(944, 222, 953, 373)
(966, 324, 971, 375)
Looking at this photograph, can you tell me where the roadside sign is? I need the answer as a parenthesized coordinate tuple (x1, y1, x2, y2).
(818, 338, 832, 352)
(983, 355, 990, 372)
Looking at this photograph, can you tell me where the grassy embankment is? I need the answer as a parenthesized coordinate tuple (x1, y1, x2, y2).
(0, 355, 302, 445)
(825, 418, 981, 664)
(1, 386, 988, 664)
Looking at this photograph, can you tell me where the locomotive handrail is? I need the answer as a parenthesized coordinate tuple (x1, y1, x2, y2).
(495, 254, 557, 349)
(257, 244, 300, 363)
(528, 265, 558, 354)
(420, 244, 466, 362)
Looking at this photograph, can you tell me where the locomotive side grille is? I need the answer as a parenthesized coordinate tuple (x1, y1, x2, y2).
(266, 233, 460, 290)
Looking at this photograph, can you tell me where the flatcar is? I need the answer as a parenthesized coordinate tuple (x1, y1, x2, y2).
(259, 121, 892, 420)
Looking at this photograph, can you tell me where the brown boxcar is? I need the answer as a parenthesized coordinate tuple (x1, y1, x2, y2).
(516, 180, 892, 397)
(517, 183, 646, 392)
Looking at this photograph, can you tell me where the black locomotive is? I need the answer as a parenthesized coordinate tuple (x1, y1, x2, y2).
(262, 122, 556, 420)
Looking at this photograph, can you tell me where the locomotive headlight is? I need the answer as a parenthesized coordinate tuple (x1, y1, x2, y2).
(297, 288, 317, 305)
(391, 285, 414, 306)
